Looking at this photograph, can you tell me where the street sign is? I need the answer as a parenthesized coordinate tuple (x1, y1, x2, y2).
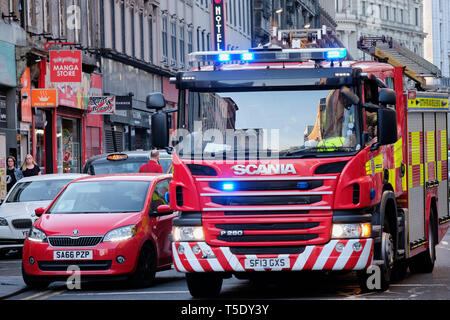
(212, 0, 226, 51)
(115, 95, 133, 110)
(88, 96, 115, 114)
(49, 50, 82, 83)
(31, 89, 58, 107)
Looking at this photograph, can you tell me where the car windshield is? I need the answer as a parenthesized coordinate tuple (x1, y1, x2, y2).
(48, 180, 150, 214)
(176, 88, 360, 159)
(90, 157, 172, 174)
(6, 180, 73, 203)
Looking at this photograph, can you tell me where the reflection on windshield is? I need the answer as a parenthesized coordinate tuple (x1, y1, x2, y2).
(6, 180, 72, 203)
(91, 158, 172, 174)
(176, 89, 359, 159)
(48, 181, 150, 213)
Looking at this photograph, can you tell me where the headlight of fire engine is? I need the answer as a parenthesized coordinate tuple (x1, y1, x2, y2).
(332, 223, 371, 239)
(103, 225, 137, 242)
(28, 227, 47, 242)
(172, 226, 205, 242)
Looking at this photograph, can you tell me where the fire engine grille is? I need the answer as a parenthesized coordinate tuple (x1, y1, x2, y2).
(38, 260, 112, 271)
(230, 246, 306, 255)
(215, 221, 320, 243)
(48, 236, 103, 247)
(211, 195, 321, 206)
(209, 180, 323, 191)
(224, 210, 309, 216)
(11, 219, 33, 229)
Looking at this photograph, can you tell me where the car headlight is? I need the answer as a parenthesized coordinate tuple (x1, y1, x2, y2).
(172, 226, 205, 242)
(28, 227, 47, 242)
(103, 225, 137, 242)
(0, 217, 8, 226)
(332, 223, 371, 239)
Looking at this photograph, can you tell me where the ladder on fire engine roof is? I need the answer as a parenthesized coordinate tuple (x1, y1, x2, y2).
(275, 25, 354, 60)
(357, 35, 442, 87)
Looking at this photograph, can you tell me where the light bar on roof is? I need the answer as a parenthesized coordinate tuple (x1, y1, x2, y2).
(188, 48, 348, 64)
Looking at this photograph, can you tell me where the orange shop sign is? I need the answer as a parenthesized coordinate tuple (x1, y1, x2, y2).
(31, 89, 58, 107)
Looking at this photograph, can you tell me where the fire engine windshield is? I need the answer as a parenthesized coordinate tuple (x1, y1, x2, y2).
(176, 88, 360, 159)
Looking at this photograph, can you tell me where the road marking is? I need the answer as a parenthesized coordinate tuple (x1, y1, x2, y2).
(64, 290, 190, 296)
(21, 290, 51, 300)
(38, 289, 66, 300)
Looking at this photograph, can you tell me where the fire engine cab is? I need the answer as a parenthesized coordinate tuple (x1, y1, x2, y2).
(148, 45, 450, 297)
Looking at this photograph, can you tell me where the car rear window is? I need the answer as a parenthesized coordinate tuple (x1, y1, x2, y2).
(6, 180, 73, 203)
(48, 180, 150, 214)
(88, 158, 172, 174)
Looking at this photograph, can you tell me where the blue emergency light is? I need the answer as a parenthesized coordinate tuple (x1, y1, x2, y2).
(221, 183, 235, 191)
(189, 47, 348, 65)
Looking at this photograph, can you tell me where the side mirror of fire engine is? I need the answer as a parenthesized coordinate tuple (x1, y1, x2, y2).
(146, 92, 166, 110)
(378, 88, 396, 106)
(377, 107, 397, 146)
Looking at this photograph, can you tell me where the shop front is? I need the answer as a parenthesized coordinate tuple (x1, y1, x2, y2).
(31, 59, 103, 174)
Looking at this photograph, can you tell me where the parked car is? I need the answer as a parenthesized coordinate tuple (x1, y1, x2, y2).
(82, 150, 172, 175)
(0, 174, 88, 256)
(22, 173, 176, 288)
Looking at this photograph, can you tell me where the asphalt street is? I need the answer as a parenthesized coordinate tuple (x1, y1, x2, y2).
(1, 229, 449, 301)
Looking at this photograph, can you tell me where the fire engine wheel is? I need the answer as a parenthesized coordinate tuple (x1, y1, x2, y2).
(409, 210, 436, 274)
(358, 219, 394, 292)
(186, 273, 223, 298)
(128, 244, 156, 288)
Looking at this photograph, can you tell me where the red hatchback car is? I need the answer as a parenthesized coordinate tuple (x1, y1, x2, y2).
(22, 174, 176, 288)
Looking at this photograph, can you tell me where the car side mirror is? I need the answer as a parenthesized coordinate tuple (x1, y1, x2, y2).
(379, 88, 396, 106)
(156, 204, 173, 215)
(35, 207, 45, 217)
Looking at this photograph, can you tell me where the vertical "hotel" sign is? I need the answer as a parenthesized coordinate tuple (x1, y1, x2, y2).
(212, 0, 226, 51)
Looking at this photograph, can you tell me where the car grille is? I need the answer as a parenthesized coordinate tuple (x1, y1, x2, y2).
(48, 236, 103, 247)
(38, 260, 112, 271)
(11, 219, 32, 229)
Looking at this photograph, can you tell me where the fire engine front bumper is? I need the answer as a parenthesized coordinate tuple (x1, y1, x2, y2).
(172, 239, 373, 273)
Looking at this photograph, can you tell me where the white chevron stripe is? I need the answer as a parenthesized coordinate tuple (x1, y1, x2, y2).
(332, 240, 355, 270)
(172, 243, 187, 272)
(291, 246, 314, 270)
(221, 247, 245, 271)
(197, 242, 224, 272)
(312, 240, 337, 270)
(182, 243, 205, 272)
(354, 239, 373, 270)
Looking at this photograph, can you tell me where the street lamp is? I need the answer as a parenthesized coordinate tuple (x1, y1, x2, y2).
(270, 8, 284, 41)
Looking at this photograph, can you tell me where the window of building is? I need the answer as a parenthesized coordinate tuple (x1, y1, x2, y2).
(180, 25, 185, 67)
(131, 7, 135, 57)
(188, 28, 193, 68)
(362, 1, 366, 16)
(415, 7, 419, 26)
(233, 0, 236, 26)
(202, 30, 205, 51)
(196, 27, 200, 51)
(162, 15, 168, 61)
(121, 2, 125, 52)
(386, 6, 389, 20)
(110, 0, 116, 49)
(400, 9, 403, 23)
(148, 15, 153, 62)
(171, 20, 177, 66)
(393, 8, 396, 22)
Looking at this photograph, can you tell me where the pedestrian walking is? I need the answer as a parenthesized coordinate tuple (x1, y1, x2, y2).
(21, 154, 41, 177)
(6, 156, 24, 192)
(139, 150, 163, 173)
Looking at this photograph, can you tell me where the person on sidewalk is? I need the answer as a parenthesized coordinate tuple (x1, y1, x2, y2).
(139, 150, 163, 174)
(6, 156, 23, 192)
(21, 154, 41, 177)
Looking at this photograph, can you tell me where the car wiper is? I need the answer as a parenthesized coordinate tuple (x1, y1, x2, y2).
(282, 146, 355, 157)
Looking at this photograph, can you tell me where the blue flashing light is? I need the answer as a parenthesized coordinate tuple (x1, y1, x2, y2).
(326, 48, 347, 60)
(165, 191, 170, 203)
(241, 52, 254, 61)
(222, 183, 234, 191)
(370, 189, 376, 200)
(297, 182, 309, 190)
(218, 53, 230, 62)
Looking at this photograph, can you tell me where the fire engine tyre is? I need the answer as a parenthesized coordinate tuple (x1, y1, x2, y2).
(409, 210, 436, 274)
(128, 243, 157, 288)
(21, 265, 50, 289)
(186, 273, 223, 298)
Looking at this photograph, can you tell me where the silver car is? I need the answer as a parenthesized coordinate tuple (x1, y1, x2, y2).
(0, 173, 87, 255)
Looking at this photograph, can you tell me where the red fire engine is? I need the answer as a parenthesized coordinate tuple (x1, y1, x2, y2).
(148, 45, 450, 297)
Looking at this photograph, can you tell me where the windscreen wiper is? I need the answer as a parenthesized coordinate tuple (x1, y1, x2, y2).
(282, 146, 355, 157)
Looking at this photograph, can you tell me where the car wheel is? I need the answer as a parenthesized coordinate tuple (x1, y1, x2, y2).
(186, 273, 223, 298)
(128, 244, 156, 288)
(21, 265, 50, 289)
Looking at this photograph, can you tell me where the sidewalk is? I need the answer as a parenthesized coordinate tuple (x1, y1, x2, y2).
(0, 276, 27, 300)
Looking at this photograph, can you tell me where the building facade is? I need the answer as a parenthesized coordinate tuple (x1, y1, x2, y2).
(423, 0, 450, 88)
(335, 0, 426, 61)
